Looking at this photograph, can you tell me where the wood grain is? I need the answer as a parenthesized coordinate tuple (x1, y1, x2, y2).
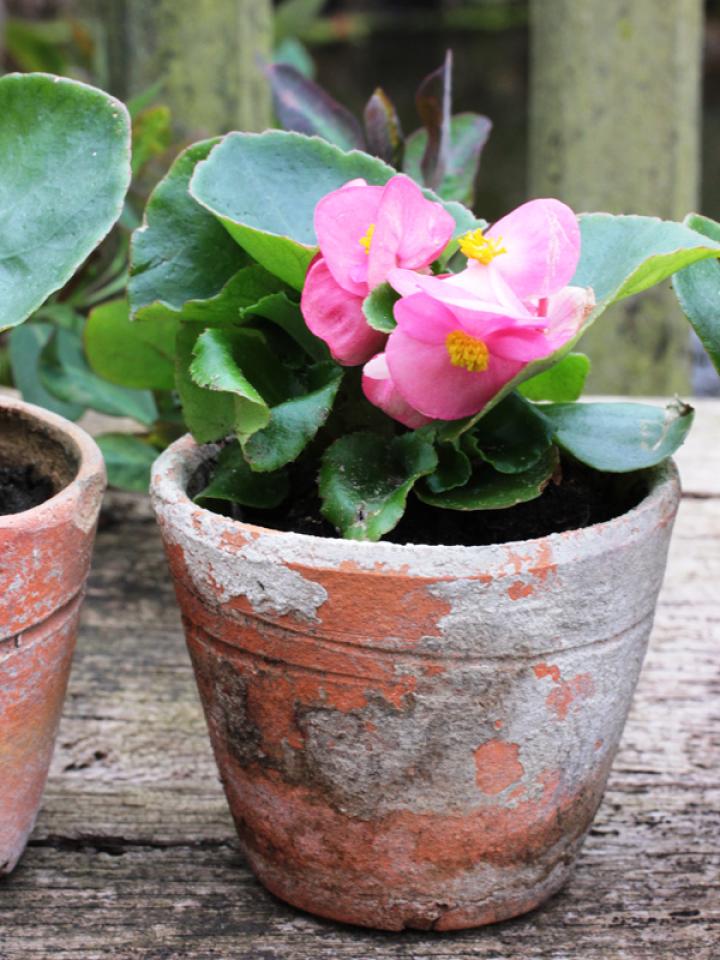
(0, 405, 718, 959)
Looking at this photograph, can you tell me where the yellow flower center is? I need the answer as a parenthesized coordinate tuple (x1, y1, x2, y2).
(446, 330, 490, 372)
(359, 222, 375, 255)
(459, 227, 507, 265)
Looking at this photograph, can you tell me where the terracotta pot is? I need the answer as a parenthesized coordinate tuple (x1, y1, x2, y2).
(151, 434, 680, 931)
(0, 397, 105, 875)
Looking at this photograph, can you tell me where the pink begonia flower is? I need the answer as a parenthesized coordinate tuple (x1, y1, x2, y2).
(300, 174, 455, 365)
(363, 285, 595, 422)
(389, 197, 582, 310)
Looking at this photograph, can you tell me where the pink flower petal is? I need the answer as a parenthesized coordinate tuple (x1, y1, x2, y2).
(314, 182, 384, 296)
(301, 257, 386, 366)
(362, 353, 433, 429)
(487, 198, 581, 300)
(367, 175, 455, 288)
(544, 285, 596, 347)
(394, 292, 458, 345)
(388, 267, 532, 321)
(386, 327, 523, 420)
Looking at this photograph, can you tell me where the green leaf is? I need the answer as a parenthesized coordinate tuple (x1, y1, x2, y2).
(96, 433, 158, 492)
(243, 362, 343, 472)
(194, 442, 289, 508)
(273, 37, 316, 79)
(129, 138, 249, 318)
(362, 282, 399, 333)
(672, 213, 720, 374)
(189, 130, 477, 291)
(538, 400, 694, 472)
(175, 324, 235, 443)
(0, 73, 131, 333)
(268, 63, 365, 152)
(131, 104, 171, 176)
(190, 328, 271, 438)
(134, 263, 289, 328)
(274, 0, 327, 43)
(442, 212, 720, 439)
(518, 353, 591, 403)
(243, 291, 328, 361)
(39, 327, 157, 426)
(425, 443, 471, 494)
(466, 393, 554, 474)
(9, 323, 85, 420)
(417, 445, 559, 511)
(404, 113, 492, 206)
(319, 431, 438, 541)
(85, 298, 176, 391)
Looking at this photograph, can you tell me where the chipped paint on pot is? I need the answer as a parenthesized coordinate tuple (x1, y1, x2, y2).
(0, 398, 105, 875)
(151, 434, 681, 931)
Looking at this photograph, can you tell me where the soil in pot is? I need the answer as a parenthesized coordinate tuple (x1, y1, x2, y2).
(0, 464, 54, 516)
(194, 455, 648, 546)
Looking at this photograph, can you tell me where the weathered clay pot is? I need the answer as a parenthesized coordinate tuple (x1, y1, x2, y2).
(0, 397, 105, 875)
(151, 434, 680, 931)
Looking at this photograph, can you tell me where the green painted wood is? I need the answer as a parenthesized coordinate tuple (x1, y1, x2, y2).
(90, 0, 272, 139)
(529, 0, 703, 395)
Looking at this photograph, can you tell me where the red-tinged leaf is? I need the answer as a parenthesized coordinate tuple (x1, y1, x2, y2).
(415, 49, 453, 190)
(267, 62, 365, 152)
(363, 87, 404, 167)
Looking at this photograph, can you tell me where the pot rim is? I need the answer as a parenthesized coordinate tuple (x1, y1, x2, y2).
(0, 395, 106, 529)
(151, 432, 681, 575)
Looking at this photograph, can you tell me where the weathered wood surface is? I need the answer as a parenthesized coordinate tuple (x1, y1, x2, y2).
(1, 403, 719, 959)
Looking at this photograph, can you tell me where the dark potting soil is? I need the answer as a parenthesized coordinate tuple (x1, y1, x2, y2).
(202, 457, 648, 547)
(0, 464, 55, 516)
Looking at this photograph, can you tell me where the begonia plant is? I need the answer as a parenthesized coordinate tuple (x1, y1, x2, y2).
(123, 130, 720, 541)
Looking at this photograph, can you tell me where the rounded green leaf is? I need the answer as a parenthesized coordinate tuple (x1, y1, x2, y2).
(362, 282, 399, 333)
(518, 353, 591, 403)
(539, 400, 694, 472)
(319, 430, 438, 541)
(85, 298, 176, 391)
(194, 442, 289, 509)
(0, 73, 131, 333)
(672, 213, 720, 375)
(189, 130, 477, 290)
(129, 139, 248, 318)
(9, 322, 85, 420)
(417, 446, 559, 511)
(467, 393, 554, 474)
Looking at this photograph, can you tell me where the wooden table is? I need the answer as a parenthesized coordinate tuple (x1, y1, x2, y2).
(1, 401, 719, 960)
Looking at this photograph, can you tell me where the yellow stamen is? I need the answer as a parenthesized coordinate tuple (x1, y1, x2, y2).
(459, 227, 507, 265)
(446, 330, 490, 372)
(359, 223, 375, 255)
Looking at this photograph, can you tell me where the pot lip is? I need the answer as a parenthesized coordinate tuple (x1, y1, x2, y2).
(151, 432, 681, 572)
(0, 395, 106, 528)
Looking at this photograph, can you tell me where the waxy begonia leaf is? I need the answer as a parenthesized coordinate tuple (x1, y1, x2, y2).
(362, 282, 399, 333)
(320, 431, 438, 540)
(190, 328, 273, 438)
(195, 442, 289, 508)
(364, 88, 404, 167)
(268, 63, 365, 152)
(0, 73, 131, 333)
(189, 131, 478, 291)
(241, 291, 329, 361)
(96, 433, 158, 492)
(538, 400, 693, 472)
(135, 264, 289, 329)
(467, 393, 554, 474)
(176, 325, 235, 442)
(242, 362, 344, 472)
(672, 213, 720, 374)
(273, 37, 316, 79)
(417, 445, 559, 511)
(129, 139, 248, 318)
(39, 327, 157, 425)
(442, 212, 720, 439)
(85, 298, 176, 391)
(9, 323, 85, 420)
(404, 113, 492, 207)
(518, 353, 591, 403)
(415, 51, 452, 192)
(425, 443, 471, 494)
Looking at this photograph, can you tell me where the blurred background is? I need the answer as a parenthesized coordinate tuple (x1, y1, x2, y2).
(1, 0, 718, 488)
